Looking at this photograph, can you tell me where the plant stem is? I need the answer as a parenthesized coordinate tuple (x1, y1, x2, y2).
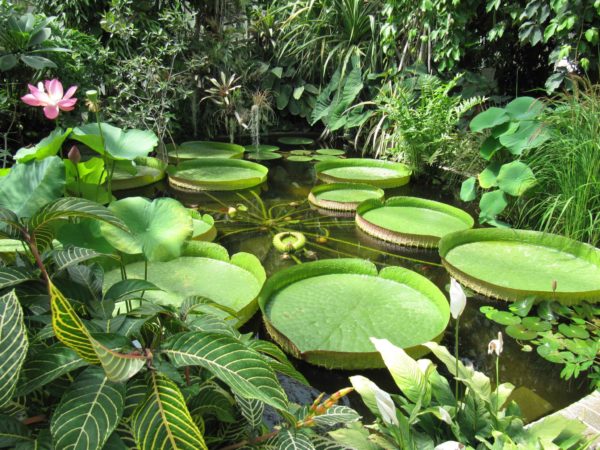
(454, 317, 460, 401)
(495, 355, 500, 419)
(95, 111, 112, 199)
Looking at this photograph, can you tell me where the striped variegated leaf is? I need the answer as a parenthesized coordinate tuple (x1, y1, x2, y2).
(235, 394, 264, 429)
(246, 340, 308, 385)
(274, 429, 315, 450)
(16, 344, 87, 396)
(0, 291, 28, 408)
(51, 246, 115, 272)
(0, 414, 31, 447)
(162, 332, 288, 410)
(49, 282, 146, 381)
(0, 207, 22, 239)
(0, 268, 36, 290)
(188, 382, 236, 424)
(311, 435, 356, 450)
(312, 406, 360, 427)
(131, 372, 207, 450)
(50, 366, 125, 450)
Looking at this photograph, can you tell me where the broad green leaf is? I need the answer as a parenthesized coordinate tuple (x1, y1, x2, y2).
(162, 331, 288, 410)
(293, 86, 305, 100)
(188, 382, 236, 423)
(478, 162, 501, 189)
(234, 394, 264, 429)
(65, 157, 107, 185)
(0, 291, 28, 408)
(496, 161, 536, 196)
(0, 54, 18, 71)
(51, 366, 126, 450)
(56, 218, 114, 254)
(51, 246, 114, 272)
(499, 121, 549, 155)
(0, 156, 65, 218)
(478, 190, 507, 222)
(100, 197, 192, 262)
(460, 177, 477, 202)
(275, 429, 314, 450)
(131, 372, 207, 450)
(504, 97, 544, 121)
(558, 323, 589, 339)
(16, 344, 87, 396)
(20, 55, 56, 69)
(506, 324, 537, 340)
(469, 107, 509, 132)
(14, 128, 72, 163)
(71, 123, 158, 161)
(349, 375, 381, 417)
(370, 338, 429, 404)
(104, 279, 161, 302)
(479, 136, 502, 160)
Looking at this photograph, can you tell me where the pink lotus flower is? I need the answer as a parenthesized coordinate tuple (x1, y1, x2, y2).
(21, 79, 78, 120)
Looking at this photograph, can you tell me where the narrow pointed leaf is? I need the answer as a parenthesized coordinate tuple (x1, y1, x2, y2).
(50, 367, 126, 450)
(0, 291, 28, 408)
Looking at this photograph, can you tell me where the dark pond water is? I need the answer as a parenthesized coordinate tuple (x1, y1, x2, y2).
(129, 143, 589, 422)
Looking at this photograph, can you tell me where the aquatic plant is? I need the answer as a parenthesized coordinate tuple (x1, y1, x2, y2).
(308, 182, 384, 214)
(167, 141, 245, 163)
(439, 228, 600, 304)
(110, 157, 166, 191)
(259, 258, 450, 369)
(315, 158, 412, 188)
(21, 78, 78, 119)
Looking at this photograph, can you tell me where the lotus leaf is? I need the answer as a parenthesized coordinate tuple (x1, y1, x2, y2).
(72, 123, 158, 161)
(496, 161, 536, 196)
(168, 141, 245, 163)
(259, 258, 450, 369)
(14, 128, 72, 162)
(469, 107, 510, 132)
(356, 197, 473, 248)
(0, 156, 65, 218)
(100, 197, 192, 262)
(315, 159, 411, 189)
(308, 183, 384, 213)
(103, 242, 266, 326)
(167, 159, 268, 191)
(439, 228, 600, 303)
(190, 210, 217, 242)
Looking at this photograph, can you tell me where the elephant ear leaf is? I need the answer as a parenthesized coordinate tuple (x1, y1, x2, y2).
(0, 291, 28, 409)
(131, 372, 207, 450)
(50, 366, 126, 450)
(72, 123, 158, 160)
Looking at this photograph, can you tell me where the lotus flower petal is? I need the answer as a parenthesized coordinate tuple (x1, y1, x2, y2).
(21, 79, 77, 120)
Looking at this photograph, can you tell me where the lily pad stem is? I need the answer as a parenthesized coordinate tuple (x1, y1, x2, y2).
(454, 317, 460, 401)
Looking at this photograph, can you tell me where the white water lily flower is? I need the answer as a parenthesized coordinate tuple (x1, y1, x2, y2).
(449, 278, 467, 319)
(488, 331, 504, 356)
(435, 441, 465, 450)
(373, 385, 398, 426)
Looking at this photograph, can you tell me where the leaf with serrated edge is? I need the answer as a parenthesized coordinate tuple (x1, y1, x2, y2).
(0, 291, 28, 408)
(162, 331, 288, 410)
(131, 372, 207, 450)
(51, 366, 125, 450)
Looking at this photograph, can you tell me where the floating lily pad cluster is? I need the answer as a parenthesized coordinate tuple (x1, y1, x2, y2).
(244, 144, 282, 161)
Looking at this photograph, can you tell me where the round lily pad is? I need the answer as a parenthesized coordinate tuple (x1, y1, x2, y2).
(278, 137, 314, 146)
(308, 183, 384, 213)
(167, 158, 268, 191)
(259, 258, 450, 369)
(356, 197, 474, 248)
(167, 141, 245, 163)
(315, 158, 412, 189)
(244, 144, 280, 153)
(286, 156, 313, 162)
(521, 317, 552, 332)
(104, 242, 265, 326)
(111, 157, 167, 191)
(439, 228, 600, 304)
(313, 155, 339, 161)
(246, 151, 283, 161)
(506, 324, 538, 340)
(190, 210, 217, 242)
(289, 150, 312, 156)
(316, 149, 345, 156)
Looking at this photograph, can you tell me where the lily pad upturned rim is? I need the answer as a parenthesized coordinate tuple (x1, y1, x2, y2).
(356, 196, 474, 248)
(308, 182, 385, 212)
(167, 141, 245, 163)
(111, 157, 167, 191)
(277, 136, 315, 146)
(272, 231, 307, 253)
(259, 258, 449, 369)
(108, 241, 265, 327)
(315, 158, 412, 189)
(439, 228, 600, 304)
(166, 158, 268, 192)
(190, 210, 217, 242)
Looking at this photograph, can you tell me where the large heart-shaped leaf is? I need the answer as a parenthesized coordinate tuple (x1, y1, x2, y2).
(479, 189, 507, 222)
(131, 372, 207, 450)
(504, 97, 544, 121)
(162, 331, 288, 410)
(50, 366, 126, 450)
(0, 156, 65, 218)
(100, 197, 192, 262)
(470, 107, 509, 132)
(14, 128, 72, 163)
(498, 121, 549, 155)
(71, 123, 158, 161)
(0, 291, 28, 408)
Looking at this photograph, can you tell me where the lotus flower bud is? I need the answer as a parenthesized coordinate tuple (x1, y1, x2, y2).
(227, 206, 237, 218)
(68, 145, 81, 165)
(85, 89, 98, 102)
(449, 278, 467, 319)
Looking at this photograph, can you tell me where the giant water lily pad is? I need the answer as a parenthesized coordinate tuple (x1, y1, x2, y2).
(259, 258, 450, 369)
(356, 197, 474, 248)
(167, 158, 268, 191)
(277, 137, 314, 146)
(111, 157, 167, 191)
(439, 228, 600, 304)
(104, 242, 265, 326)
(308, 183, 384, 213)
(315, 159, 411, 189)
(167, 141, 244, 163)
